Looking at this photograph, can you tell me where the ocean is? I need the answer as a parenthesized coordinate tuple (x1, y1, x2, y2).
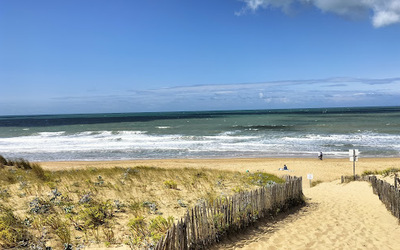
(0, 106, 399, 161)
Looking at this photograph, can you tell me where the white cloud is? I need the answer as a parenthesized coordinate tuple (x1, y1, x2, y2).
(237, 0, 294, 14)
(373, 10, 400, 27)
(311, 0, 369, 18)
(238, 0, 400, 27)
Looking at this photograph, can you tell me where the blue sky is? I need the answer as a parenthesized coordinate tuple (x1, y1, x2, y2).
(1, 0, 400, 115)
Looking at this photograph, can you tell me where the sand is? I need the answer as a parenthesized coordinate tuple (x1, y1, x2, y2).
(214, 180, 400, 249)
(40, 158, 400, 249)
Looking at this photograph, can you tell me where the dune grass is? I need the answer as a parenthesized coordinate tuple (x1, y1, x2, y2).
(311, 180, 323, 187)
(362, 168, 400, 177)
(0, 155, 283, 249)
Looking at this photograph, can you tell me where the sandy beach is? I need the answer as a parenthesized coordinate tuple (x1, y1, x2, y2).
(41, 157, 400, 189)
(39, 157, 400, 249)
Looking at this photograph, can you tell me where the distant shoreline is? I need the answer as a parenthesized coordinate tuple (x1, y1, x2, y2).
(38, 155, 400, 164)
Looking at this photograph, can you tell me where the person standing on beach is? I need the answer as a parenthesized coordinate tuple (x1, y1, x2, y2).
(318, 151, 323, 160)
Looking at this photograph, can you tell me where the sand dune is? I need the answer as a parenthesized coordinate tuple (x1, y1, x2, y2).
(41, 158, 400, 249)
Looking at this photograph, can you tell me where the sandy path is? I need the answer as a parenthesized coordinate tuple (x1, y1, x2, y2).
(215, 180, 400, 250)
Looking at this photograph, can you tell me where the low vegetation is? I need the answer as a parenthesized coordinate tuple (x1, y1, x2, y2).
(311, 180, 323, 187)
(362, 168, 400, 177)
(0, 155, 284, 249)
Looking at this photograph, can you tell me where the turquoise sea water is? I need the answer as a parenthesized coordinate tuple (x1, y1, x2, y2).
(0, 106, 399, 161)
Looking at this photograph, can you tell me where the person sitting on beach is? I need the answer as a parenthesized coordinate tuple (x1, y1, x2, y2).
(278, 164, 289, 171)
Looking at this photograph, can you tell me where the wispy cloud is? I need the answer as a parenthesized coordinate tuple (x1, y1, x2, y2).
(3, 77, 399, 115)
(58, 77, 400, 112)
(237, 0, 400, 27)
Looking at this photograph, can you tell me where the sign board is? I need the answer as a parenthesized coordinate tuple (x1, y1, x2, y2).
(307, 174, 313, 180)
(349, 149, 359, 178)
(349, 149, 359, 156)
(349, 149, 360, 162)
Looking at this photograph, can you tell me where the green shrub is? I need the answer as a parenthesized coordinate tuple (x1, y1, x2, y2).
(246, 172, 284, 186)
(362, 168, 400, 177)
(127, 200, 142, 215)
(213, 213, 228, 231)
(128, 216, 147, 238)
(232, 186, 245, 193)
(45, 215, 71, 245)
(381, 168, 400, 177)
(0, 205, 30, 248)
(311, 180, 323, 187)
(149, 215, 173, 233)
(79, 201, 113, 229)
(163, 180, 177, 189)
(0, 155, 7, 167)
(362, 170, 378, 176)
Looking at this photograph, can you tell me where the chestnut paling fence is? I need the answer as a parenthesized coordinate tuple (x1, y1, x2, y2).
(155, 176, 303, 250)
(341, 175, 400, 220)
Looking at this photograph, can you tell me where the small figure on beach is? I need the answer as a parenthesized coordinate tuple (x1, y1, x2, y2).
(318, 151, 323, 160)
(279, 164, 289, 171)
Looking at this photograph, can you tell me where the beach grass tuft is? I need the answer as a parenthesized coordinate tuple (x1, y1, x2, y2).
(311, 180, 323, 187)
(0, 204, 31, 248)
(362, 168, 400, 177)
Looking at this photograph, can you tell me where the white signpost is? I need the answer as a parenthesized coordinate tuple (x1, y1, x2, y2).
(349, 149, 359, 178)
(307, 173, 313, 187)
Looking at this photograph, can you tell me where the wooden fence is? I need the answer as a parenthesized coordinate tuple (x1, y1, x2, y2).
(341, 175, 400, 220)
(341, 174, 363, 183)
(155, 176, 303, 250)
(394, 173, 400, 190)
(366, 175, 400, 219)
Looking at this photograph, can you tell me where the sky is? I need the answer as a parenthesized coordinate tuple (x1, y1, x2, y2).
(0, 0, 400, 115)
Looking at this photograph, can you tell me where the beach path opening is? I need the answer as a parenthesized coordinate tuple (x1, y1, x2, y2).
(214, 180, 400, 249)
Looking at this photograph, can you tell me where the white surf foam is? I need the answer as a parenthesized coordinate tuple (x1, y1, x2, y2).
(0, 130, 399, 160)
